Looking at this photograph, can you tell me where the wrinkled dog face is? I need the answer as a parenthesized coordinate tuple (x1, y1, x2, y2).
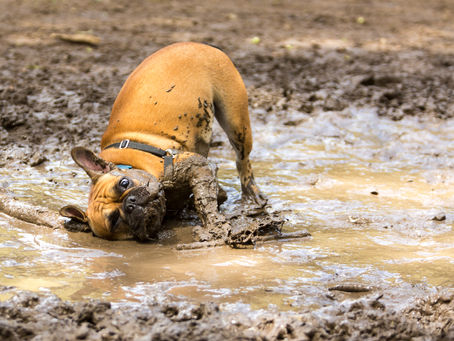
(60, 147, 166, 241)
(88, 169, 166, 241)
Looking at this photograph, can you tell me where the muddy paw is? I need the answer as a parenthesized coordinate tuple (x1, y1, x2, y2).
(192, 225, 214, 242)
(241, 178, 268, 208)
(192, 221, 230, 242)
(243, 190, 268, 209)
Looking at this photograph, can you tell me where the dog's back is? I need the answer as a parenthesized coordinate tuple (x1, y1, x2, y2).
(101, 42, 248, 157)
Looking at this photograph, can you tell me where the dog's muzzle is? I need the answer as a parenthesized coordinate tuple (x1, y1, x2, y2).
(122, 183, 166, 241)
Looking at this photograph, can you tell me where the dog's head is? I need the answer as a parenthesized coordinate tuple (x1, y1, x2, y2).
(60, 147, 166, 241)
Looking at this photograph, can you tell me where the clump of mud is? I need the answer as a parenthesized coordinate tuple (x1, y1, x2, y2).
(1, 287, 453, 340)
(189, 208, 288, 248)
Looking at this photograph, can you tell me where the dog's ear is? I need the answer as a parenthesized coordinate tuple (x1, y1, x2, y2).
(71, 147, 116, 182)
(59, 205, 91, 232)
(59, 205, 88, 222)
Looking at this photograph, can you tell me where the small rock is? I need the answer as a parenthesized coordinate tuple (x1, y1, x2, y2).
(76, 323, 90, 339)
(432, 213, 446, 222)
(28, 152, 47, 167)
(348, 216, 371, 225)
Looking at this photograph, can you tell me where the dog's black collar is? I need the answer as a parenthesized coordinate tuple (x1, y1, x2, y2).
(106, 139, 168, 157)
(105, 139, 176, 173)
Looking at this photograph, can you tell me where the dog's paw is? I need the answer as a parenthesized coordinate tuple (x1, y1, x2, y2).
(242, 182, 268, 208)
(192, 225, 213, 242)
(192, 220, 230, 242)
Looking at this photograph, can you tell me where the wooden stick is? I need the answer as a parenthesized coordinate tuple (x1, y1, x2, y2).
(176, 230, 311, 250)
(0, 192, 65, 229)
(51, 33, 101, 46)
(175, 240, 225, 250)
(328, 284, 373, 293)
(254, 230, 311, 243)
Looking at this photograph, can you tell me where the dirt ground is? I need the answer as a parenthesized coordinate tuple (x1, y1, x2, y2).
(1, 0, 454, 339)
(0, 286, 453, 340)
(1, 0, 454, 167)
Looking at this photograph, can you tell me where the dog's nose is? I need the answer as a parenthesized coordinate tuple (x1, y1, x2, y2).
(125, 195, 136, 213)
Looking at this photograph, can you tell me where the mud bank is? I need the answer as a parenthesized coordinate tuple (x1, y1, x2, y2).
(1, 287, 453, 340)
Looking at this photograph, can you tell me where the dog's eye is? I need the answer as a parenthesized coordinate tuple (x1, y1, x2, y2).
(119, 177, 130, 189)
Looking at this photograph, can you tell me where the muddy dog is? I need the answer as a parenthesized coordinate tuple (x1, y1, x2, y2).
(60, 42, 267, 242)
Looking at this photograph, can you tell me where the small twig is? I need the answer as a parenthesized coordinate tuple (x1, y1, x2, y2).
(328, 284, 373, 293)
(254, 230, 311, 243)
(51, 33, 101, 46)
(228, 230, 311, 248)
(175, 240, 225, 250)
(176, 230, 311, 250)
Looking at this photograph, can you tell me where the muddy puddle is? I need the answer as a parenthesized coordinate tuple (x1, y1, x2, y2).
(1, 108, 453, 313)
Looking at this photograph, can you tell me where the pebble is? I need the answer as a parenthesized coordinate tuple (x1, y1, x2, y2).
(432, 213, 446, 222)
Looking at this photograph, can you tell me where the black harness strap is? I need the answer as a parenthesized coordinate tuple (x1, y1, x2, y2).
(105, 139, 175, 175)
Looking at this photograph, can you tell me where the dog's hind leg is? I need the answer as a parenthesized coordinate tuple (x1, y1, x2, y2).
(213, 75, 267, 207)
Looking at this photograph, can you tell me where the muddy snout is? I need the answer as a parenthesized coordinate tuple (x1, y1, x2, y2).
(122, 183, 166, 241)
(123, 186, 155, 214)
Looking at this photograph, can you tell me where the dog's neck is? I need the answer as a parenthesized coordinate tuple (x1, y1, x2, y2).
(99, 147, 166, 178)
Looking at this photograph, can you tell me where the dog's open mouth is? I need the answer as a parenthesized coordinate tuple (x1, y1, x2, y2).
(121, 185, 166, 241)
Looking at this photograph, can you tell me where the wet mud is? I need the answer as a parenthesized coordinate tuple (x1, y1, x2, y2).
(1, 0, 454, 339)
(0, 157, 286, 248)
(1, 287, 453, 340)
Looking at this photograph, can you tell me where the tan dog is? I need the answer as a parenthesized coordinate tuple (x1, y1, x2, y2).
(60, 42, 266, 241)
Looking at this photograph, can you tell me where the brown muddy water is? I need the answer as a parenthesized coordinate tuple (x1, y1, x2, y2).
(1, 108, 453, 312)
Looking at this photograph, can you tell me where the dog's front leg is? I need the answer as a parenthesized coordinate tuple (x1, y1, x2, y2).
(187, 160, 231, 242)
